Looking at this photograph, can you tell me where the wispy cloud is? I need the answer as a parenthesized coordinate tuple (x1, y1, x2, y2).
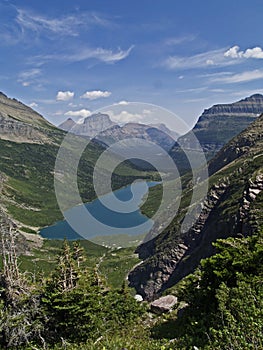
(164, 34, 196, 46)
(17, 68, 41, 86)
(31, 45, 134, 65)
(224, 45, 263, 59)
(210, 69, 263, 84)
(176, 87, 208, 94)
(66, 45, 134, 63)
(15, 8, 113, 37)
(81, 90, 111, 100)
(163, 48, 238, 70)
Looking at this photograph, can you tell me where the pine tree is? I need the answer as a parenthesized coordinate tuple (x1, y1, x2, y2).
(0, 209, 45, 348)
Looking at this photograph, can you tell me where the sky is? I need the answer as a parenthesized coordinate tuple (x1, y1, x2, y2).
(1, 0, 263, 131)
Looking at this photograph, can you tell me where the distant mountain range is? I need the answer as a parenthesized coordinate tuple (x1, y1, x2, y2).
(58, 114, 178, 151)
(59, 94, 263, 173)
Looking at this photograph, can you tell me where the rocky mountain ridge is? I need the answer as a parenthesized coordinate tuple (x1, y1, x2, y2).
(0, 92, 61, 144)
(170, 94, 263, 173)
(129, 113, 263, 300)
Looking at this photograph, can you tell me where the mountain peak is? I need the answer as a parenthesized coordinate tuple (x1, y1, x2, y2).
(242, 93, 263, 102)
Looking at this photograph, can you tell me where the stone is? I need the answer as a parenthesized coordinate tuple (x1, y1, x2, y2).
(150, 295, 177, 314)
(134, 294, 143, 302)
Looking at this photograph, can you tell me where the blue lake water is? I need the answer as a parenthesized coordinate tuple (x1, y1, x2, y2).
(40, 181, 160, 240)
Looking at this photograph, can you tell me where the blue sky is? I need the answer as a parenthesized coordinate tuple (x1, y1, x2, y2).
(1, 0, 263, 130)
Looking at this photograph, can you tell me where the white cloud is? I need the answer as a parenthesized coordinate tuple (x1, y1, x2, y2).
(81, 90, 111, 100)
(106, 110, 144, 124)
(56, 91, 75, 101)
(113, 100, 129, 106)
(163, 48, 236, 70)
(211, 69, 263, 84)
(243, 47, 263, 59)
(65, 109, 91, 118)
(29, 102, 38, 108)
(224, 46, 241, 58)
(224, 45, 263, 59)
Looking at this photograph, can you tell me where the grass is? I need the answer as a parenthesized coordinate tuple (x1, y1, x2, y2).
(15, 239, 141, 291)
(17, 239, 108, 277)
(91, 233, 146, 248)
(99, 246, 141, 289)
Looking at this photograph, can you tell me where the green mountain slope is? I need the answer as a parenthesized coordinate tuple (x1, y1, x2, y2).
(129, 113, 263, 300)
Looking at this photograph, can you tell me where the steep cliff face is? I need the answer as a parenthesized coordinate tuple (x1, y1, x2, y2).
(170, 94, 263, 172)
(129, 114, 263, 300)
(0, 92, 59, 144)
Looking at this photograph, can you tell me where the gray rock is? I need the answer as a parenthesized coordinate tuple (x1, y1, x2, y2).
(150, 295, 177, 314)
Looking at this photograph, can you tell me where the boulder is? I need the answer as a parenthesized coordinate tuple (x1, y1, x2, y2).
(150, 295, 177, 314)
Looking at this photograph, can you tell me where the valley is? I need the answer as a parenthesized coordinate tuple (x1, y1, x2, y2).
(0, 90, 262, 350)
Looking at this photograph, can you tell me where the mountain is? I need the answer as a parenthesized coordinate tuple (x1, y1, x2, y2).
(129, 113, 263, 300)
(0, 92, 151, 252)
(149, 123, 179, 140)
(59, 114, 177, 151)
(97, 122, 176, 151)
(58, 113, 115, 137)
(58, 117, 76, 132)
(0, 92, 63, 144)
(169, 94, 263, 173)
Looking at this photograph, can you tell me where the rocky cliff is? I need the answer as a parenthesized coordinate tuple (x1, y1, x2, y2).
(170, 94, 263, 173)
(129, 113, 263, 300)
